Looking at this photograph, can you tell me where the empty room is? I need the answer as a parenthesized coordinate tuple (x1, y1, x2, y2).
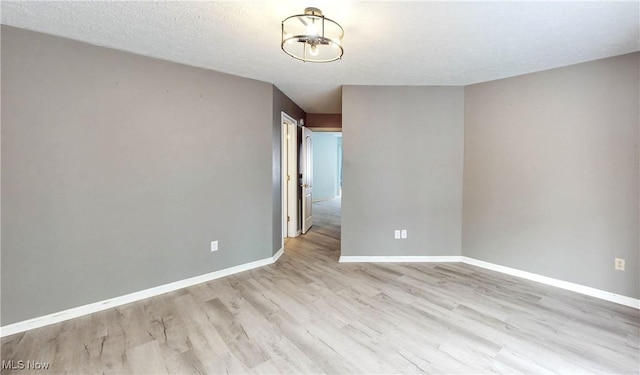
(1, 1, 638, 374)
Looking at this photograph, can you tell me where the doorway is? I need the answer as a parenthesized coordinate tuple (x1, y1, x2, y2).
(311, 132, 342, 201)
(310, 131, 343, 243)
(282, 114, 316, 243)
(282, 120, 342, 252)
(281, 112, 298, 247)
(281, 124, 343, 261)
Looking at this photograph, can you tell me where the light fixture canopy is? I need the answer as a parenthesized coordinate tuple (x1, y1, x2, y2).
(281, 7, 344, 63)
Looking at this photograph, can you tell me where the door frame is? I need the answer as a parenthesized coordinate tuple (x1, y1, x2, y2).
(281, 112, 299, 244)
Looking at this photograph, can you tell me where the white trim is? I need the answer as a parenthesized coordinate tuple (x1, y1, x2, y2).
(282, 112, 298, 239)
(286, 116, 298, 238)
(1, 250, 285, 337)
(273, 247, 284, 262)
(281, 114, 288, 246)
(295, 229, 302, 237)
(460, 257, 640, 309)
(339, 255, 463, 263)
(338, 254, 638, 309)
(4, 250, 636, 337)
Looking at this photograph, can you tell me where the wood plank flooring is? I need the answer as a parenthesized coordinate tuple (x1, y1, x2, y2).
(2, 197, 639, 374)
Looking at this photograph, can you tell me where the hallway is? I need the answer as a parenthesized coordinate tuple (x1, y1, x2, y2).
(285, 197, 342, 262)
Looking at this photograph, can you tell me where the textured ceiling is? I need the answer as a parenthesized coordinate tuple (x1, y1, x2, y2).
(2, 1, 639, 113)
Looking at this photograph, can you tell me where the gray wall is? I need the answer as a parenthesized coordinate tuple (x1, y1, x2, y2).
(272, 86, 306, 253)
(463, 53, 640, 298)
(3, 26, 637, 327)
(1, 26, 274, 325)
(312, 132, 340, 201)
(342, 86, 465, 257)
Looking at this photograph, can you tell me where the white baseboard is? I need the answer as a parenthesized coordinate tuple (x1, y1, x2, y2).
(339, 255, 463, 263)
(3, 249, 637, 337)
(273, 247, 284, 262)
(338, 254, 638, 309)
(0, 250, 285, 337)
(460, 257, 640, 309)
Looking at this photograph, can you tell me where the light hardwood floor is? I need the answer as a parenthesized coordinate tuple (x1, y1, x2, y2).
(2, 197, 639, 374)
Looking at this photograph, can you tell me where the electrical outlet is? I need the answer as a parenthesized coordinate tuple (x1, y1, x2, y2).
(401, 229, 407, 239)
(211, 240, 219, 252)
(614, 258, 625, 271)
(394, 230, 401, 239)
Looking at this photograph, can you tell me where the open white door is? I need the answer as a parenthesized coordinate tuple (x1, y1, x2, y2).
(282, 113, 298, 239)
(301, 126, 313, 233)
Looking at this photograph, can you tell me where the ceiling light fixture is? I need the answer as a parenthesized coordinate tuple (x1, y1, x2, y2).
(281, 7, 344, 63)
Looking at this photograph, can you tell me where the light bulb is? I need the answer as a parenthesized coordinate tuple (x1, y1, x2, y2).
(309, 44, 319, 56)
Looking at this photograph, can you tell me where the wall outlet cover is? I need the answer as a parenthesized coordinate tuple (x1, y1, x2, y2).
(211, 240, 219, 252)
(394, 230, 401, 239)
(614, 258, 625, 271)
